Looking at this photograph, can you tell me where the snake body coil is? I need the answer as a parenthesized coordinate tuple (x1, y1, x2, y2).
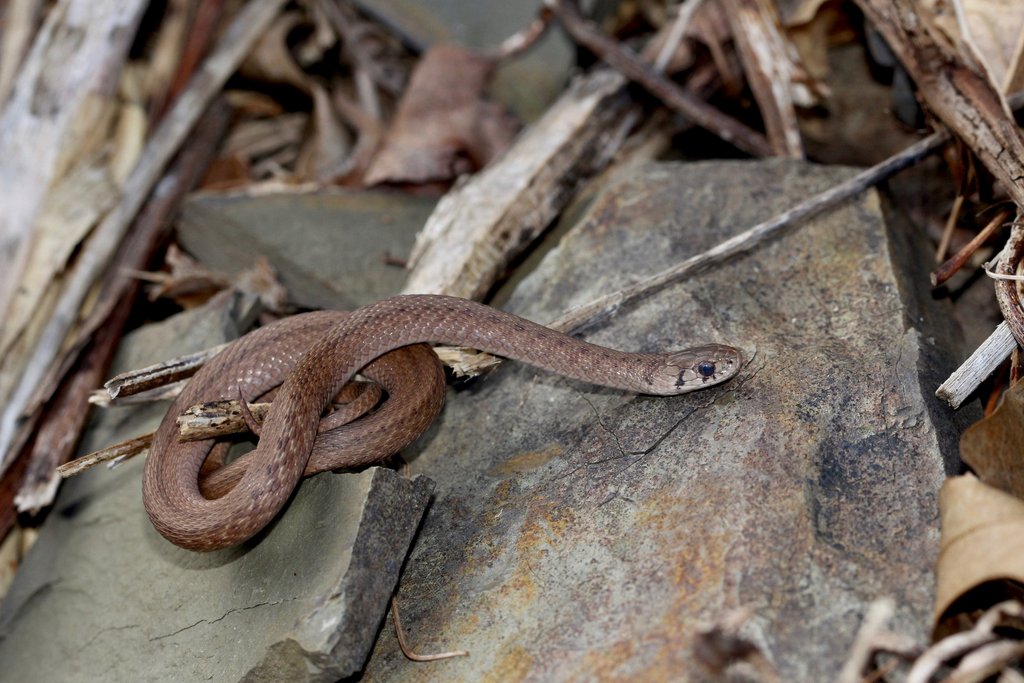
(143, 295, 741, 551)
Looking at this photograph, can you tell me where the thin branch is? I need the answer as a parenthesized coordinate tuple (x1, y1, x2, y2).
(994, 216, 1024, 348)
(103, 343, 229, 401)
(935, 193, 965, 264)
(549, 130, 948, 334)
(936, 322, 1016, 408)
(56, 433, 152, 478)
(545, 0, 771, 157)
(906, 601, 1024, 683)
(486, 6, 554, 61)
(836, 598, 897, 683)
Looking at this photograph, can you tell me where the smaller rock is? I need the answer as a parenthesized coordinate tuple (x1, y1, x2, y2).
(0, 295, 436, 683)
(177, 189, 436, 311)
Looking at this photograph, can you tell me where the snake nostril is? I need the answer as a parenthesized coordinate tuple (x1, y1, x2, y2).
(697, 361, 716, 378)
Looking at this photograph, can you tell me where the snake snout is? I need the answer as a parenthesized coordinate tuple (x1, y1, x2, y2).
(663, 344, 742, 394)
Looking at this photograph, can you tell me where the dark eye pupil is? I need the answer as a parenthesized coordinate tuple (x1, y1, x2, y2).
(697, 361, 716, 377)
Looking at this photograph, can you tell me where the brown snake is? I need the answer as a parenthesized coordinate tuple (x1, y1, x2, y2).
(143, 295, 742, 551)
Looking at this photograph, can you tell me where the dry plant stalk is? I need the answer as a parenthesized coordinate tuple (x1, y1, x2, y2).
(390, 596, 469, 662)
(932, 209, 1011, 286)
(176, 399, 272, 441)
(103, 343, 229, 401)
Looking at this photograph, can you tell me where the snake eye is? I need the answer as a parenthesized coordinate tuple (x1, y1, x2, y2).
(697, 361, 716, 378)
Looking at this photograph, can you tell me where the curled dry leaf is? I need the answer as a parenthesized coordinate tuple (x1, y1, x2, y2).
(136, 244, 230, 306)
(294, 83, 352, 182)
(236, 10, 354, 183)
(239, 11, 314, 91)
(960, 379, 1024, 497)
(233, 256, 287, 314)
(363, 44, 520, 186)
(132, 246, 287, 313)
(953, 0, 1024, 94)
(935, 474, 1024, 638)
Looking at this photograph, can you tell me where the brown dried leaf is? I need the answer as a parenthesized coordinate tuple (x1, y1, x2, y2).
(233, 257, 287, 314)
(138, 244, 230, 306)
(935, 474, 1024, 637)
(363, 44, 519, 186)
(960, 379, 1024, 498)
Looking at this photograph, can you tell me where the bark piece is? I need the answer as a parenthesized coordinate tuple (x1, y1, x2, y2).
(0, 0, 290, 480)
(402, 67, 631, 298)
(0, 0, 148, 319)
(854, 0, 1024, 207)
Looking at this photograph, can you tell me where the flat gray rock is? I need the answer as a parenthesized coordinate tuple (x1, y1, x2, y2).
(177, 189, 435, 311)
(0, 293, 434, 682)
(360, 159, 975, 680)
(0, 159, 975, 681)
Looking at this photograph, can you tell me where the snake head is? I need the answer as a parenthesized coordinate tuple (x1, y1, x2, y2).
(661, 344, 742, 394)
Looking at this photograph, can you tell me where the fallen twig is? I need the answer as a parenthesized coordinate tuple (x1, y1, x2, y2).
(854, 0, 1024, 209)
(176, 399, 272, 442)
(994, 220, 1024, 348)
(836, 598, 922, 683)
(692, 606, 780, 681)
(102, 343, 230, 402)
(931, 209, 1010, 287)
(56, 433, 153, 479)
(936, 322, 1016, 408)
(652, 0, 705, 73)
(549, 131, 947, 334)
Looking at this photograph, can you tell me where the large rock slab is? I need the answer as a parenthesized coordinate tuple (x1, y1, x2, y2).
(0, 294, 434, 682)
(360, 159, 974, 680)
